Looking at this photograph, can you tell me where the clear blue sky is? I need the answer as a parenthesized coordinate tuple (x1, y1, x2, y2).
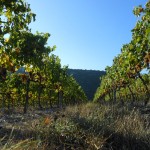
(27, 0, 147, 71)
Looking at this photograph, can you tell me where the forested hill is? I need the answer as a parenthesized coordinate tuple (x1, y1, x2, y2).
(67, 69, 106, 100)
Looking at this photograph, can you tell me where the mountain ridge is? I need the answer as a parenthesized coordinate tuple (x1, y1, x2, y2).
(67, 69, 106, 100)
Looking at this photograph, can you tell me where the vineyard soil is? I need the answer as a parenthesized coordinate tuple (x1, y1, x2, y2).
(0, 103, 150, 150)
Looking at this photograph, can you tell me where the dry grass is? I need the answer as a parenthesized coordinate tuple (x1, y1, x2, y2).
(0, 102, 150, 149)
